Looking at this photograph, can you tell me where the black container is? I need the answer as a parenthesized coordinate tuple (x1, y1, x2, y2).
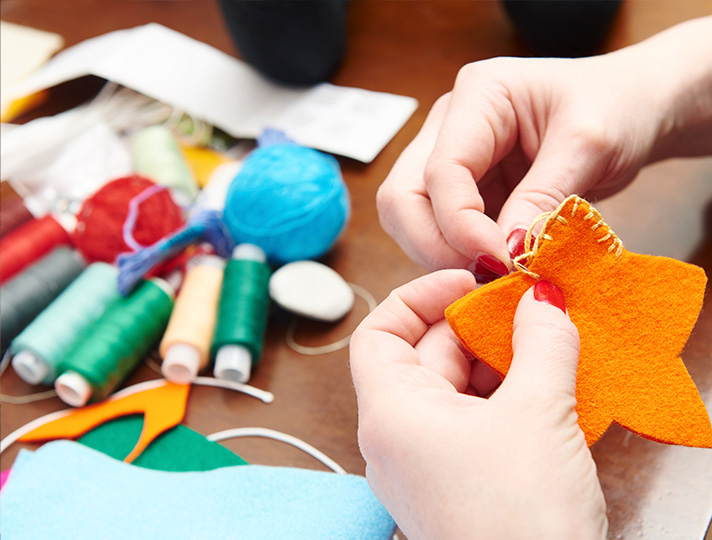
(218, 0, 349, 86)
(502, 0, 623, 57)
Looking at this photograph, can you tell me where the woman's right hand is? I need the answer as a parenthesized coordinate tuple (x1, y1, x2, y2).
(376, 16, 712, 278)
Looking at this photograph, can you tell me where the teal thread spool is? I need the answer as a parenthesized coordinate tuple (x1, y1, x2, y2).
(54, 278, 175, 407)
(131, 125, 199, 204)
(11, 263, 121, 386)
(212, 244, 271, 383)
(0, 247, 86, 352)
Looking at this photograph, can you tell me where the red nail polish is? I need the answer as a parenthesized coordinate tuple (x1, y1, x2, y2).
(507, 228, 528, 259)
(533, 281, 566, 313)
(472, 271, 498, 284)
(467, 260, 497, 284)
(474, 253, 508, 277)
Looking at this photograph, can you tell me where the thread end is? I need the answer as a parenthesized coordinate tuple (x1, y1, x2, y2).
(214, 345, 252, 383)
(162, 343, 201, 384)
(55, 370, 93, 407)
(12, 350, 50, 385)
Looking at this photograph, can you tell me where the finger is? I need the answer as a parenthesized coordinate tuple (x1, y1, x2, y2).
(495, 130, 610, 238)
(378, 96, 473, 270)
(379, 189, 473, 270)
(424, 69, 520, 270)
(469, 359, 502, 397)
(496, 282, 580, 403)
(414, 319, 472, 392)
(350, 269, 476, 389)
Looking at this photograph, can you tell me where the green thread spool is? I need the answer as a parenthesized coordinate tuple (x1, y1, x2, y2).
(0, 247, 86, 352)
(212, 244, 271, 383)
(54, 279, 174, 407)
(10, 263, 121, 386)
(131, 125, 199, 204)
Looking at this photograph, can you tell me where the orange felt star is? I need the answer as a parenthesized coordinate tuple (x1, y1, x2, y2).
(446, 195, 711, 447)
(18, 381, 190, 462)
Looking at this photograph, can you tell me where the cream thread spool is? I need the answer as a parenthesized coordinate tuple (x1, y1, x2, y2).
(160, 255, 225, 383)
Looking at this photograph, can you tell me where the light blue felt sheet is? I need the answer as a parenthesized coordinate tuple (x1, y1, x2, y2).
(1, 440, 395, 539)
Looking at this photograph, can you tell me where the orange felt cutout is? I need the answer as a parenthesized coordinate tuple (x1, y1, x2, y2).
(446, 196, 711, 448)
(19, 381, 190, 462)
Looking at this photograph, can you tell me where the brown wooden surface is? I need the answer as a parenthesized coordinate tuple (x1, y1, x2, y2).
(2, 1, 712, 538)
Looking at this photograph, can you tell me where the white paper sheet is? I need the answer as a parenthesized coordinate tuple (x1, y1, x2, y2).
(5, 23, 418, 162)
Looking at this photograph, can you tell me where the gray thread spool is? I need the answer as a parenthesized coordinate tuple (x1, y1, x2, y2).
(1, 247, 86, 352)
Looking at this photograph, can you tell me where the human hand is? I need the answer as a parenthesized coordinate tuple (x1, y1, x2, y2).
(377, 17, 712, 278)
(350, 270, 607, 540)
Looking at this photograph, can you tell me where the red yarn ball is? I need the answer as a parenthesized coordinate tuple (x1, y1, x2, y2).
(72, 175, 185, 264)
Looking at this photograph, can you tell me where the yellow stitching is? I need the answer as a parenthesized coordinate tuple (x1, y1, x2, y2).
(512, 196, 625, 280)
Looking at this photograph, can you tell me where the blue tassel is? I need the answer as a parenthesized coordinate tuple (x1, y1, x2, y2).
(117, 210, 234, 295)
(257, 128, 295, 148)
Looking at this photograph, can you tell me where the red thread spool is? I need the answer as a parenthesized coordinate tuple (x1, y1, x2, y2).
(72, 175, 185, 264)
(0, 215, 71, 283)
(1, 181, 34, 237)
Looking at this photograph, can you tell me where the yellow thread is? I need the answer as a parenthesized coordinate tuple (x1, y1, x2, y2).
(513, 258, 540, 280)
(572, 198, 581, 217)
(524, 211, 552, 254)
(542, 234, 554, 241)
(583, 211, 595, 221)
(597, 233, 612, 243)
(556, 216, 569, 225)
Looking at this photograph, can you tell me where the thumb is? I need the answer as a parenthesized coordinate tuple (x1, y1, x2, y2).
(499, 281, 581, 401)
(497, 137, 606, 255)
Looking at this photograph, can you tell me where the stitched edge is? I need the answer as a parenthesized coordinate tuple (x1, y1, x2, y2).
(513, 195, 624, 279)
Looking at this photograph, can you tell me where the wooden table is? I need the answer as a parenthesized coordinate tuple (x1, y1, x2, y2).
(2, 1, 711, 538)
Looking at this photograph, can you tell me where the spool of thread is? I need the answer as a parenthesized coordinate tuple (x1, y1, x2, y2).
(72, 175, 185, 264)
(212, 244, 271, 383)
(0, 181, 34, 237)
(131, 125, 199, 204)
(0, 215, 72, 284)
(160, 255, 225, 383)
(188, 160, 242, 221)
(53, 278, 175, 407)
(180, 144, 232, 189)
(222, 144, 350, 264)
(10, 263, 121, 386)
(1, 247, 86, 351)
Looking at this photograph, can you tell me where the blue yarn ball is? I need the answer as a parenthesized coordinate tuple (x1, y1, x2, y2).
(223, 144, 350, 264)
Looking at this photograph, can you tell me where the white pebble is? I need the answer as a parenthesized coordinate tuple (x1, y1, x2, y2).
(269, 261, 354, 322)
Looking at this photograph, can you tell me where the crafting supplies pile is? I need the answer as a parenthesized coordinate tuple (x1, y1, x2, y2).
(1, 86, 395, 539)
(1, 86, 353, 403)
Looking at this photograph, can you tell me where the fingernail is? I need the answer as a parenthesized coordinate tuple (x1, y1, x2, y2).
(507, 228, 528, 259)
(533, 281, 566, 313)
(474, 253, 509, 276)
(470, 253, 509, 285)
(466, 260, 500, 285)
